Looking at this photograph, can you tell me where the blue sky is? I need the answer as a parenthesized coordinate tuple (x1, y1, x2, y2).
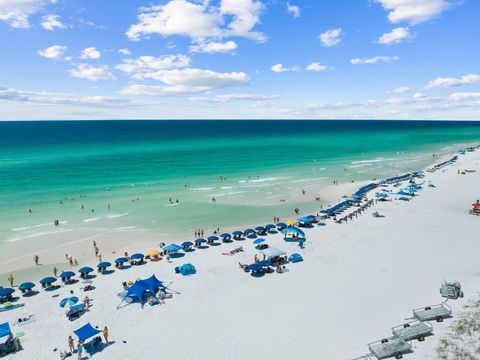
(0, 0, 479, 120)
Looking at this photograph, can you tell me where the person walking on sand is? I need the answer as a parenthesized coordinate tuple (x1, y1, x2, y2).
(69, 257, 73, 266)
(34, 254, 39, 265)
(77, 342, 83, 360)
(68, 336, 74, 353)
(53, 266, 58, 277)
(8, 274, 14, 287)
(102, 326, 109, 344)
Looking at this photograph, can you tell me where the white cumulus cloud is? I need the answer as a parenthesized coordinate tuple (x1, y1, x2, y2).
(0, 0, 55, 28)
(306, 62, 328, 72)
(126, 0, 265, 43)
(271, 63, 297, 73)
(425, 74, 480, 90)
(118, 48, 131, 56)
(378, 27, 413, 45)
(286, 2, 300, 18)
(375, 0, 452, 25)
(190, 40, 238, 53)
(449, 92, 480, 102)
(116, 55, 191, 79)
(350, 56, 399, 64)
(38, 45, 68, 60)
(120, 68, 249, 95)
(41, 14, 65, 31)
(319, 28, 342, 47)
(69, 64, 116, 81)
(80, 47, 101, 60)
(391, 86, 410, 94)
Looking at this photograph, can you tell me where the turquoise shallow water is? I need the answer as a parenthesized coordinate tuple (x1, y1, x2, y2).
(1, 120, 480, 256)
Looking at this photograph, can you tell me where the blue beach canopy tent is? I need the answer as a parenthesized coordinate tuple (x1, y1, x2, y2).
(281, 227, 306, 241)
(163, 244, 182, 253)
(0, 322, 12, 339)
(175, 263, 196, 276)
(265, 224, 276, 231)
(118, 275, 166, 308)
(142, 275, 165, 290)
(288, 253, 303, 263)
(74, 323, 101, 342)
(19, 282, 35, 293)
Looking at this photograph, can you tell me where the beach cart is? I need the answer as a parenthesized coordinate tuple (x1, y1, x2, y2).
(440, 281, 463, 299)
(391, 320, 432, 342)
(368, 336, 412, 359)
(412, 303, 452, 322)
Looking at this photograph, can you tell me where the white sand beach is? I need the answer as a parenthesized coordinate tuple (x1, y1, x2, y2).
(1, 148, 480, 360)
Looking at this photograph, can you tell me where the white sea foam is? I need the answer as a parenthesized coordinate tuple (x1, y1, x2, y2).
(189, 187, 216, 191)
(83, 217, 103, 223)
(208, 191, 248, 197)
(107, 213, 129, 219)
(7, 228, 73, 242)
(351, 158, 393, 164)
(113, 226, 136, 231)
(12, 223, 53, 231)
(289, 177, 328, 183)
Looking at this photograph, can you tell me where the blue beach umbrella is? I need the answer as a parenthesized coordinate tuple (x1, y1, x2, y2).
(163, 244, 182, 252)
(244, 229, 255, 234)
(130, 253, 144, 260)
(253, 238, 265, 245)
(207, 236, 219, 241)
(181, 241, 193, 248)
(255, 226, 265, 231)
(61, 271, 75, 279)
(40, 277, 57, 285)
(115, 257, 128, 264)
(276, 222, 287, 229)
(19, 282, 35, 291)
(78, 267, 93, 275)
(232, 231, 243, 236)
(97, 261, 111, 268)
(0, 288, 15, 297)
(220, 233, 231, 238)
(265, 224, 276, 229)
(59, 296, 79, 309)
(195, 238, 207, 244)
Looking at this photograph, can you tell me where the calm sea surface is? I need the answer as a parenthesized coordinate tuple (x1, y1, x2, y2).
(1, 120, 479, 251)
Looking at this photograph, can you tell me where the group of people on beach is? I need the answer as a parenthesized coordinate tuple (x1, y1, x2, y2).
(63, 327, 108, 360)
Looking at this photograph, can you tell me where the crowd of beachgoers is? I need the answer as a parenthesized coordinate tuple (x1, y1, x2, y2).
(1, 144, 479, 359)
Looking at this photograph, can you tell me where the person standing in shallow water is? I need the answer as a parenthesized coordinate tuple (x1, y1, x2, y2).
(34, 254, 39, 265)
(8, 274, 14, 287)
